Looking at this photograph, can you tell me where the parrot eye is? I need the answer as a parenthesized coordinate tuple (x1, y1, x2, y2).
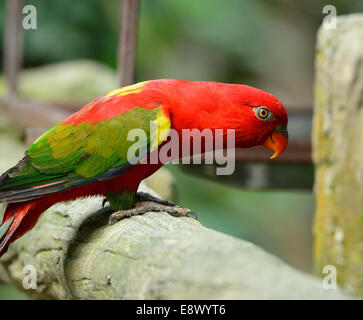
(255, 106, 272, 121)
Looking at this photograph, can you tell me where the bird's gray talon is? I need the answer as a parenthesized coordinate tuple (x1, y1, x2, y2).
(108, 213, 117, 225)
(136, 192, 176, 207)
(188, 210, 198, 220)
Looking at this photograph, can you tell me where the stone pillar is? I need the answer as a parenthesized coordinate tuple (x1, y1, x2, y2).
(313, 14, 363, 297)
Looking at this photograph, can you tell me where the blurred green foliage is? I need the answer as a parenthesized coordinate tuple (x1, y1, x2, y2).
(0, 0, 362, 299)
(0, 284, 28, 300)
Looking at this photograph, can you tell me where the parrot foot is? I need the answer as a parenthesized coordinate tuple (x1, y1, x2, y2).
(136, 191, 176, 207)
(108, 201, 197, 225)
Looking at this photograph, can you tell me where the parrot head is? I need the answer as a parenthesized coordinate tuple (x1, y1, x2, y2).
(244, 94, 288, 159)
(224, 83, 288, 159)
(148, 80, 288, 159)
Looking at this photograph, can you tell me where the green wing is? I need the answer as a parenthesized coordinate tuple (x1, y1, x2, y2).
(0, 106, 170, 203)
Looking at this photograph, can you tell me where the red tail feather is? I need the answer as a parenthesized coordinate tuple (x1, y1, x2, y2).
(0, 202, 36, 257)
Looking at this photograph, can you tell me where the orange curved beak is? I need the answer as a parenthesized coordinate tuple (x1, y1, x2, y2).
(262, 125, 288, 159)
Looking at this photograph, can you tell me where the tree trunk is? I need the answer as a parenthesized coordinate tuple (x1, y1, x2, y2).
(313, 14, 363, 297)
(0, 194, 349, 299)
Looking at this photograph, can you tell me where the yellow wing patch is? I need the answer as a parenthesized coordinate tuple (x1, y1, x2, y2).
(105, 81, 149, 98)
(150, 108, 171, 151)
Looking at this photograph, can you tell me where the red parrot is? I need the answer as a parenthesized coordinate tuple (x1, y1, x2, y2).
(0, 79, 288, 256)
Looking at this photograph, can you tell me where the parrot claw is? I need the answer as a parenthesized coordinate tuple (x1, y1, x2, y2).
(102, 198, 108, 208)
(187, 209, 198, 220)
(108, 201, 197, 225)
(136, 192, 176, 207)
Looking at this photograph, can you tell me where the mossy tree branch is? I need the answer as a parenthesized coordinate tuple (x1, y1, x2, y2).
(0, 195, 349, 300)
(313, 14, 363, 297)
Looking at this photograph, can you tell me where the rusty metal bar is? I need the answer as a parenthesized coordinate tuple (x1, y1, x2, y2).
(118, 0, 139, 87)
(3, 0, 24, 97)
(2, 97, 70, 128)
(234, 140, 312, 163)
(197, 140, 311, 164)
